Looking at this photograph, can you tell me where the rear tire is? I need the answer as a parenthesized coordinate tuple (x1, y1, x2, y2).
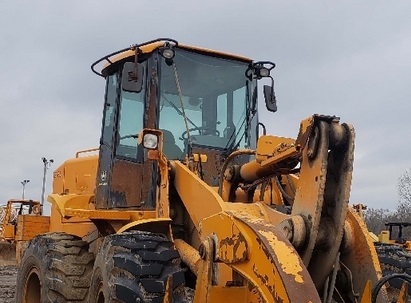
(16, 232, 94, 303)
(88, 230, 186, 303)
(376, 243, 411, 293)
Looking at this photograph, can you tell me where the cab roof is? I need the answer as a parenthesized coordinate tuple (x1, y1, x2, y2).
(91, 38, 253, 77)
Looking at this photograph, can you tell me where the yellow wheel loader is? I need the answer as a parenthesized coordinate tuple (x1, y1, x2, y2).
(15, 38, 409, 303)
(0, 199, 47, 264)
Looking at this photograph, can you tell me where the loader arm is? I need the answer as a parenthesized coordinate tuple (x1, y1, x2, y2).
(172, 115, 384, 302)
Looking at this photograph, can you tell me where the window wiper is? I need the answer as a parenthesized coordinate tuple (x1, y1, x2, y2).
(161, 94, 198, 128)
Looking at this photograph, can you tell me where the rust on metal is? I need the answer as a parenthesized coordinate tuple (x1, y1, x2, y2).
(201, 211, 321, 302)
(294, 115, 315, 151)
(219, 226, 248, 264)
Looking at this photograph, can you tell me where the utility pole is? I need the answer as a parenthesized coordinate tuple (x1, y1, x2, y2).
(21, 179, 30, 199)
(41, 157, 54, 209)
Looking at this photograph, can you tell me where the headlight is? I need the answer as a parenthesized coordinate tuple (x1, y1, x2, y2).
(258, 67, 270, 78)
(143, 133, 158, 149)
(160, 48, 175, 59)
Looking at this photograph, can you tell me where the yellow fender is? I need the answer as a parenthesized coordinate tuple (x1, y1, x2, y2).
(117, 218, 172, 236)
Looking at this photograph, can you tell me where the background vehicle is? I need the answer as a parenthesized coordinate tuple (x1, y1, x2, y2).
(375, 222, 411, 294)
(353, 204, 411, 297)
(14, 38, 404, 302)
(0, 199, 47, 264)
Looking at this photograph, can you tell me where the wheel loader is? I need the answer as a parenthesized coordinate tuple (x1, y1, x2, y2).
(0, 199, 47, 264)
(15, 38, 411, 303)
(374, 222, 411, 295)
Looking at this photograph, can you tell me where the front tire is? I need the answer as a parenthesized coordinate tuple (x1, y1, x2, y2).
(88, 230, 186, 303)
(16, 232, 94, 303)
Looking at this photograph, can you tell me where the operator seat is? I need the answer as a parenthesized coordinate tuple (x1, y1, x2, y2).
(161, 129, 183, 160)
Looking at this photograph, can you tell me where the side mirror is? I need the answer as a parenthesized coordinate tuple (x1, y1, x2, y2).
(121, 62, 144, 93)
(264, 84, 277, 112)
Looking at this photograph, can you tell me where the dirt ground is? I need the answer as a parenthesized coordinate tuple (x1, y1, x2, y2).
(0, 263, 409, 303)
(0, 264, 17, 303)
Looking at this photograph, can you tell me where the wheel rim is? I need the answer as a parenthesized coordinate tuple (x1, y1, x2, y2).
(23, 268, 41, 303)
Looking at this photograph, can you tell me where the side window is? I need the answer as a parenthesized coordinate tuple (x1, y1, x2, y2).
(115, 61, 147, 159)
(116, 93, 145, 158)
(102, 74, 118, 145)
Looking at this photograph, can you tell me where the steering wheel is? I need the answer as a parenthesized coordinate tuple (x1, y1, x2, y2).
(180, 127, 220, 140)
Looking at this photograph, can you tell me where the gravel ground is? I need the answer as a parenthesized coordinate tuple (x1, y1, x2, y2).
(0, 264, 17, 303)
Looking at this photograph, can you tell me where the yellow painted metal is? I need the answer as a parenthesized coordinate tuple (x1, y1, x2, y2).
(48, 193, 93, 217)
(360, 280, 372, 303)
(193, 238, 214, 303)
(101, 41, 252, 76)
(49, 191, 152, 220)
(116, 218, 171, 234)
(16, 215, 49, 241)
(172, 161, 225, 227)
(291, 122, 329, 266)
(1, 200, 43, 241)
(255, 135, 296, 163)
(237, 116, 315, 184)
(197, 213, 321, 302)
(379, 230, 390, 243)
(2, 224, 15, 240)
(63, 208, 131, 220)
(207, 286, 248, 303)
(341, 209, 386, 302)
(49, 196, 157, 220)
(49, 205, 96, 240)
(171, 114, 388, 302)
(174, 239, 201, 275)
(52, 154, 98, 196)
(173, 155, 323, 301)
(192, 153, 208, 163)
(173, 159, 289, 227)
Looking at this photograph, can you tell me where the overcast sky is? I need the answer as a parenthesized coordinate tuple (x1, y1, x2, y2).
(0, 1, 410, 212)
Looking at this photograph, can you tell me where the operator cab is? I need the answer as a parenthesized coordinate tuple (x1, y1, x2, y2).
(92, 39, 277, 209)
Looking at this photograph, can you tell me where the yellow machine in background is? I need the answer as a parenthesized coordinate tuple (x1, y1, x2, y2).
(13, 38, 410, 303)
(374, 222, 411, 295)
(377, 222, 411, 249)
(0, 199, 48, 264)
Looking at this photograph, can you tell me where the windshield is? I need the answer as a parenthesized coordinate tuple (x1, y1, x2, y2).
(159, 48, 257, 158)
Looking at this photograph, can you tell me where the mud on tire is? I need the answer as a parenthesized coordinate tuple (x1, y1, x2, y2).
(88, 230, 186, 303)
(16, 232, 94, 303)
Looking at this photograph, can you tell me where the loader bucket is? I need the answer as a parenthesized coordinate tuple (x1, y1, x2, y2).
(0, 242, 16, 265)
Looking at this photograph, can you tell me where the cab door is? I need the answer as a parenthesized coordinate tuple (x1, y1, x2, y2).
(95, 59, 158, 209)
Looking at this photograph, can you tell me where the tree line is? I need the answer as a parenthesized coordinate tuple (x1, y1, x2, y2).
(363, 168, 411, 238)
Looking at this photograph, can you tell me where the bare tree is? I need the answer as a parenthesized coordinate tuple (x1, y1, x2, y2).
(397, 168, 411, 221)
(363, 207, 395, 234)
(355, 169, 411, 237)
